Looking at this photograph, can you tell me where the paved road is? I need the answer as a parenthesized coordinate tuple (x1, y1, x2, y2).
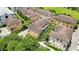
(39, 42, 54, 51)
(69, 27, 79, 51)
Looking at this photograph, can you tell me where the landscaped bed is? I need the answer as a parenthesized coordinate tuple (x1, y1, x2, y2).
(39, 23, 56, 40)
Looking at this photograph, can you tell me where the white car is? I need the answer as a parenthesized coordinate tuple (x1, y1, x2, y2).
(18, 29, 28, 37)
(0, 27, 11, 38)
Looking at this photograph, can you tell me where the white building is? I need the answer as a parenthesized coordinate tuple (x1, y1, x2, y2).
(0, 7, 14, 26)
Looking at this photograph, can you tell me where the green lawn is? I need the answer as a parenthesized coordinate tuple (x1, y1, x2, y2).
(43, 7, 79, 20)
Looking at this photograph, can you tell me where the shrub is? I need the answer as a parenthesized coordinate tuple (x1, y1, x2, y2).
(22, 36, 40, 51)
(36, 47, 50, 51)
(77, 20, 79, 24)
(4, 33, 22, 41)
(15, 42, 25, 51)
(7, 41, 19, 51)
(15, 35, 40, 51)
(0, 39, 5, 51)
(40, 23, 56, 40)
(2, 33, 22, 51)
(8, 7, 11, 10)
(17, 10, 29, 21)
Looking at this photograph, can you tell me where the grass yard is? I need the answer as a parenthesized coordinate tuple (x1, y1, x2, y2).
(43, 7, 79, 20)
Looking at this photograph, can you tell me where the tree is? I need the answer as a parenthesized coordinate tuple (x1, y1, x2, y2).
(35, 47, 50, 51)
(15, 35, 40, 51)
(2, 33, 22, 51)
(77, 20, 79, 24)
(7, 41, 19, 51)
(74, 25, 78, 29)
(22, 35, 40, 51)
(0, 39, 5, 51)
(4, 33, 22, 41)
(17, 10, 29, 21)
(15, 42, 25, 51)
(8, 7, 11, 10)
(40, 23, 56, 40)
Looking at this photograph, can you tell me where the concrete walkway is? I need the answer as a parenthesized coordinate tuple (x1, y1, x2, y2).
(39, 42, 54, 51)
(69, 27, 79, 51)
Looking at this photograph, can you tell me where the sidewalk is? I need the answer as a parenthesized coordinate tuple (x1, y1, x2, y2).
(39, 42, 54, 51)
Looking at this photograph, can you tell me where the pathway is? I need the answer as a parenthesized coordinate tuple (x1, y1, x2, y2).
(39, 42, 54, 51)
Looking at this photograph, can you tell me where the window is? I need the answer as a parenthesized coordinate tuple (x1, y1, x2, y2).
(0, 22, 3, 23)
(63, 45, 66, 47)
(53, 40, 55, 42)
(57, 38, 59, 41)
(11, 28, 14, 30)
(5, 13, 8, 18)
(63, 23, 65, 26)
(5, 15, 8, 18)
(39, 17, 41, 18)
(70, 37, 72, 39)
(27, 7, 30, 9)
(60, 40, 62, 42)
(66, 24, 69, 27)
(70, 26, 72, 28)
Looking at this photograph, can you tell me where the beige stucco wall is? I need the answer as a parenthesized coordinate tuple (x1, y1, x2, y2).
(28, 31, 39, 38)
(52, 19, 74, 28)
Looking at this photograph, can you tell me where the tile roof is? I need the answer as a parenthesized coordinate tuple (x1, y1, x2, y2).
(35, 9, 55, 17)
(28, 19, 50, 35)
(50, 26, 73, 42)
(54, 15, 77, 24)
(6, 15, 22, 29)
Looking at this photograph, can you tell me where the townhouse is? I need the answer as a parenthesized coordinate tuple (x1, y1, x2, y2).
(6, 15, 23, 31)
(49, 25, 73, 50)
(28, 19, 50, 38)
(51, 15, 77, 28)
(0, 7, 14, 26)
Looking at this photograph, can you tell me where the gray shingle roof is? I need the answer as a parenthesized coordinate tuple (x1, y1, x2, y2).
(35, 9, 55, 17)
(28, 19, 50, 35)
(50, 26, 73, 42)
(6, 15, 22, 29)
(54, 15, 77, 24)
